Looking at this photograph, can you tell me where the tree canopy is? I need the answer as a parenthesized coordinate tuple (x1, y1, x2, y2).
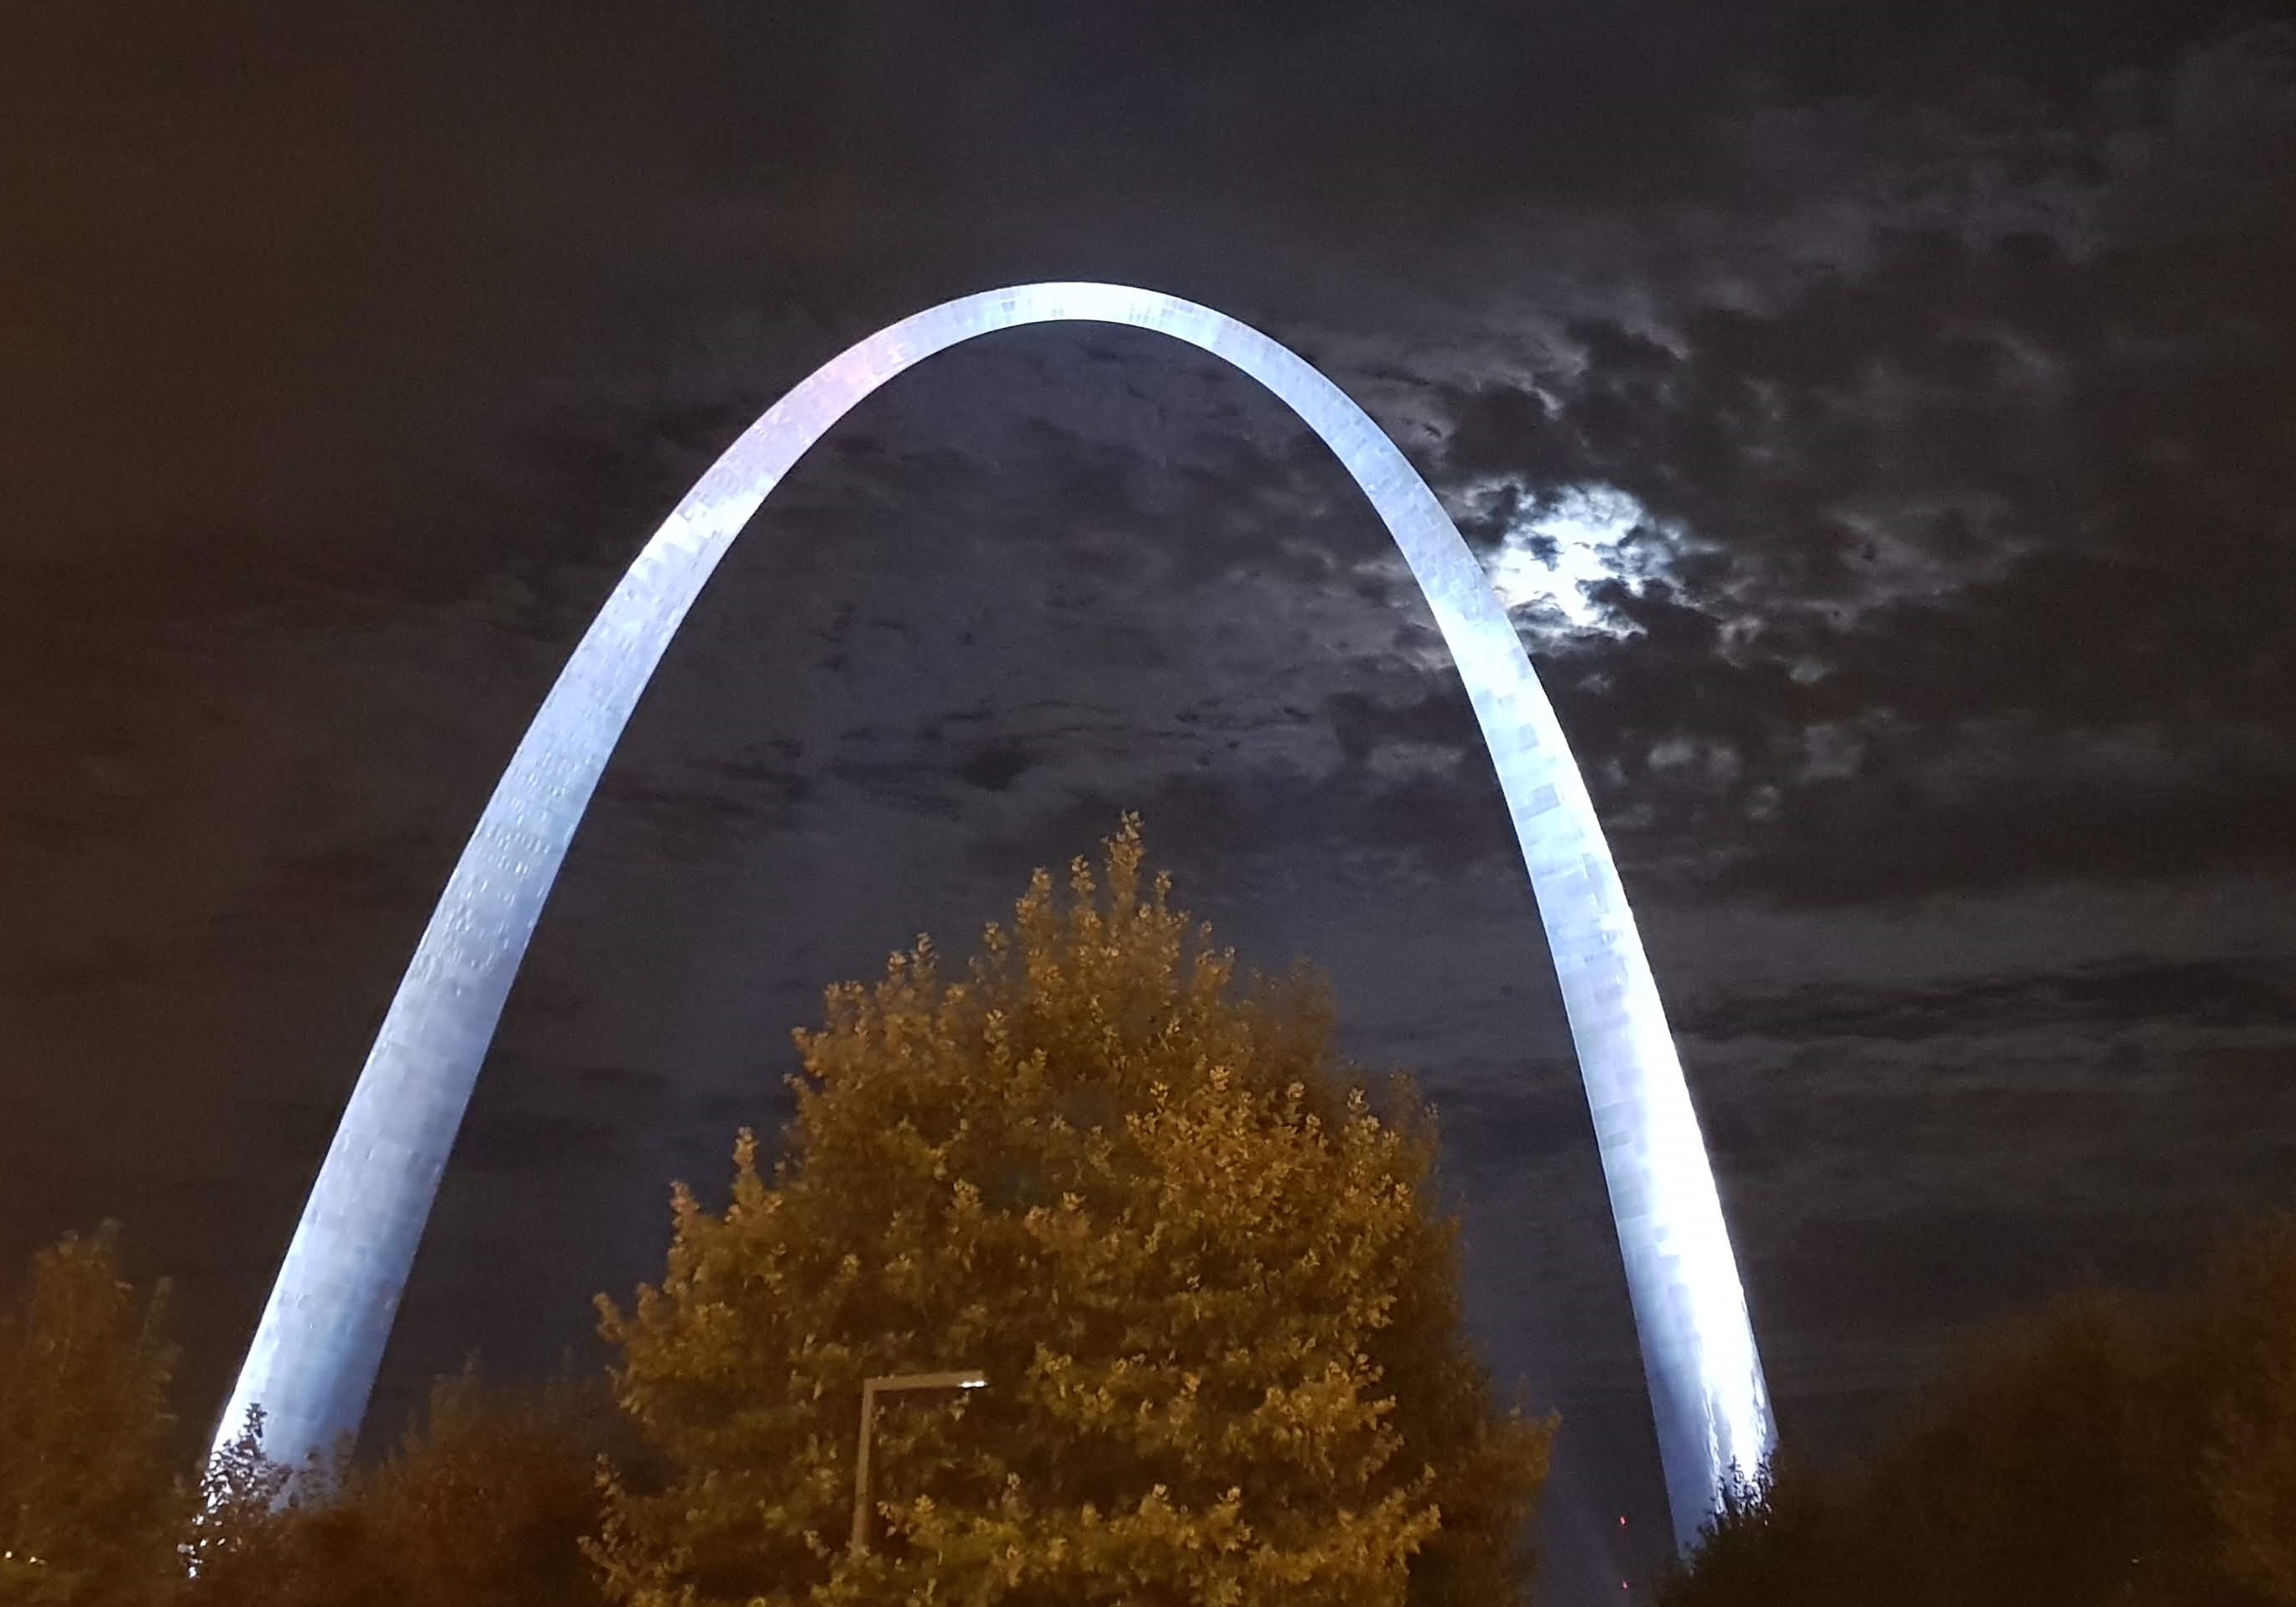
(593, 821, 1553, 1607)
(1661, 1217, 2296, 1607)
(0, 1225, 183, 1607)
(0, 1222, 617, 1607)
(181, 1374, 617, 1607)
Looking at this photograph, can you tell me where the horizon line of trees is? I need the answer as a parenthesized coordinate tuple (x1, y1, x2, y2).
(10, 1211, 2295, 1604)
(1, 822, 2289, 1604)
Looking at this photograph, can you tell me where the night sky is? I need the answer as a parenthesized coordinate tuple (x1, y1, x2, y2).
(6, 3, 2295, 1597)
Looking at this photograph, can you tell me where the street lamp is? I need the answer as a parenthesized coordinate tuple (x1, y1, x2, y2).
(850, 1370, 989, 1557)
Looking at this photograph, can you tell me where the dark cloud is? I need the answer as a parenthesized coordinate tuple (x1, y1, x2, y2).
(955, 741, 1038, 793)
(594, 752, 812, 857)
(1398, 28, 2296, 906)
(1688, 957, 2296, 1041)
(447, 1102, 629, 1177)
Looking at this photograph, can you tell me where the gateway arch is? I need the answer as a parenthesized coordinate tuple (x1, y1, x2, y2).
(216, 283, 1772, 1546)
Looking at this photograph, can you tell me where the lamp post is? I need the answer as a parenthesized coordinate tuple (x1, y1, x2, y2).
(850, 1370, 989, 1558)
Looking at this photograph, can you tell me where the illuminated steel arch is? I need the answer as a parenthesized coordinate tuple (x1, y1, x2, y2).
(216, 283, 1771, 1544)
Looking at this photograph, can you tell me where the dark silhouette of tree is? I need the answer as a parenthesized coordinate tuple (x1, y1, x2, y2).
(181, 1370, 617, 1607)
(1662, 1218, 2296, 1607)
(2202, 1219, 2296, 1603)
(1644, 1467, 1849, 1607)
(593, 821, 1553, 1607)
(0, 1225, 185, 1607)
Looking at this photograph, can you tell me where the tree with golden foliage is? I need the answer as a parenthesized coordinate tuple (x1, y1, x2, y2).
(594, 821, 1552, 1607)
(0, 1225, 185, 1607)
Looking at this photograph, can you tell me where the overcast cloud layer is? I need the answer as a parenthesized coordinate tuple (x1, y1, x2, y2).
(5, 3, 2293, 1594)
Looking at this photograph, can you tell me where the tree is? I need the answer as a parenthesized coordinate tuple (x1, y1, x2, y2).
(595, 820, 1552, 1607)
(181, 1406, 302, 1600)
(359, 1370, 618, 1606)
(1862, 1292, 2227, 1606)
(182, 1373, 617, 1607)
(1650, 1467, 1851, 1607)
(1662, 1220, 2296, 1607)
(2201, 1219, 2296, 1604)
(0, 1225, 188, 1607)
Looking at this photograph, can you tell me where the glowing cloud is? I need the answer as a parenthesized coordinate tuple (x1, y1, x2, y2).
(1485, 482, 1657, 631)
